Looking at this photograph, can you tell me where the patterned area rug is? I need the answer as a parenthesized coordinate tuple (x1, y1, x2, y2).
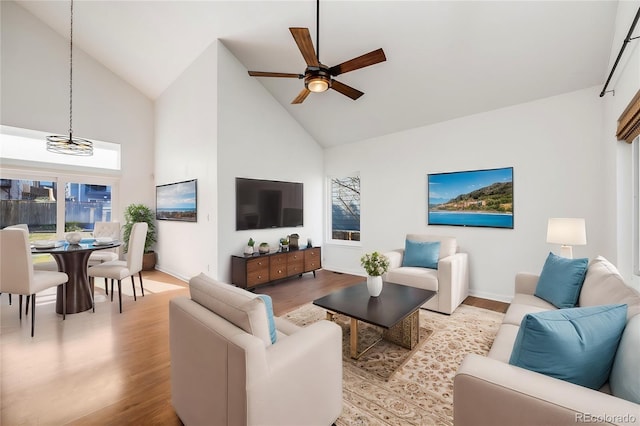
(285, 304, 434, 381)
(284, 303, 504, 425)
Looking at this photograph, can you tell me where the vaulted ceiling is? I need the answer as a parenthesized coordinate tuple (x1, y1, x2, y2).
(16, 0, 619, 147)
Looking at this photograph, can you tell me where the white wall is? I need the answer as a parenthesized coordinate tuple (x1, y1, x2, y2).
(216, 42, 324, 283)
(1, 1, 155, 220)
(325, 87, 606, 302)
(601, 1, 640, 289)
(154, 44, 218, 281)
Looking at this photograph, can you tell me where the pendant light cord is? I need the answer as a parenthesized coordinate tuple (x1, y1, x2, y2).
(68, 0, 74, 139)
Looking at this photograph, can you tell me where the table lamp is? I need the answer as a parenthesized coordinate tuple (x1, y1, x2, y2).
(546, 218, 587, 259)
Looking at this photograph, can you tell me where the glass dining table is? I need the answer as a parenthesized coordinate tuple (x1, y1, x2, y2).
(31, 239, 121, 314)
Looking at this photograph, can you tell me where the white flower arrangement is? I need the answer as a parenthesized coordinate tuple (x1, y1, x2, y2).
(360, 251, 390, 276)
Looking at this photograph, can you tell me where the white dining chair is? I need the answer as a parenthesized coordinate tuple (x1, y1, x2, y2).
(88, 221, 121, 268)
(0, 228, 69, 337)
(88, 222, 148, 313)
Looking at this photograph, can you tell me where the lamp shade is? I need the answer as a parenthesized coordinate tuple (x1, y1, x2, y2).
(546, 218, 587, 245)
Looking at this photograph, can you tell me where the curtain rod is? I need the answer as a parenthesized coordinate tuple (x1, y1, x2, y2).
(600, 6, 640, 97)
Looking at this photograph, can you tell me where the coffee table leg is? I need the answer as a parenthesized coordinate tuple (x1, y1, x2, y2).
(326, 312, 334, 321)
(383, 309, 420, 349)
(350, 318, 358, 359)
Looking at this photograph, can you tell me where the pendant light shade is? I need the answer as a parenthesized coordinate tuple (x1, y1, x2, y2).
(46, 0, 93, 156)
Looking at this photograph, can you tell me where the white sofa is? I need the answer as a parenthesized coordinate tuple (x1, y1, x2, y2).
(454, 256, 640, 426)
(169, 273, 343, 426)
(382, 234, 469, 314)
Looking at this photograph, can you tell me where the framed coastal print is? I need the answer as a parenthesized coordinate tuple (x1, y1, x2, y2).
(156, 179, 197, 222)
(427, 167, 513, 229)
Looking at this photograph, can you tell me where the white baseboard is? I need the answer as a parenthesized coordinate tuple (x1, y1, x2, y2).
(153, 265, 190, 283)
(468, 289, 512, 304)
(322, 265, 365, 277)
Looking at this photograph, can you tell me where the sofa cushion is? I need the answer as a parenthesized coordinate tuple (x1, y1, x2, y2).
(609, 314, 640, 403)
(402, 240, 440, 269)
(534, 252, 588, 308)
(502, 300, 554, 327)
(508, 304, 627, 390)
(189, 273, 273, 347)
(406, 234, 456, 258)
(385, 267, 438, 291)
(580, 256, 640, 320)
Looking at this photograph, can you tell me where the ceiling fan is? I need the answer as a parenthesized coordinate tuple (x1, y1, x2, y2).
(247, 0, 386, 104)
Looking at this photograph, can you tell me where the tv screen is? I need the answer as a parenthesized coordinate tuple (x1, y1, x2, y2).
(428, 167, 513, 229)
(156, 179, 197, 222)
(236, 178, 303, 230)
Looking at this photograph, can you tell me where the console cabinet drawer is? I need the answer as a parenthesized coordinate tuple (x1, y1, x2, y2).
(246, 258, 269, 286)
(269, 253, 288, 281)
(287, 251, 304, 275)
(304, 248, 321, 272)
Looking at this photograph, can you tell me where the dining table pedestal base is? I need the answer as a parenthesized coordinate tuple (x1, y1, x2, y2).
(52, 251, 94, 314)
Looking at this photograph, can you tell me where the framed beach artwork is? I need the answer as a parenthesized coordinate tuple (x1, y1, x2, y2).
(156, 179, 197, 222)
(427, 167, 513, 229)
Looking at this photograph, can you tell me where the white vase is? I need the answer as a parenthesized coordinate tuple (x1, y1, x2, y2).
(244, 245, 254, 255)
(366, 275, 383, 297)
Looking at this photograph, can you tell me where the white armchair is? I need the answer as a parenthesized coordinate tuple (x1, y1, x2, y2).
(169, 273, 343, 426)
(382, 234, 469, 314)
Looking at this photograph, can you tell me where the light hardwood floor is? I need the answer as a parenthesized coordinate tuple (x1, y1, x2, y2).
(0, 269, 507, 425)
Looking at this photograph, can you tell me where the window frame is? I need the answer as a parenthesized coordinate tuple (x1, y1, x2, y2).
(326, 173, 361, 246)
(1, 166, 120, 238)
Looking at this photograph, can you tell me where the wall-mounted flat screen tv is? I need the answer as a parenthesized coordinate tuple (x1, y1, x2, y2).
(428, 167, 513, 229)
(156, 179, 197, 222)
(236, 177, 303, 230)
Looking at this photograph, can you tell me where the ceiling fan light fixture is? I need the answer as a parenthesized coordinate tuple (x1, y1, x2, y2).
(306, 75, 330, 93)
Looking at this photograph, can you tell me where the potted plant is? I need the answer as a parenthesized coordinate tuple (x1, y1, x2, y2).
(123, 203, 157, 270)
(280, 237, 289, 251)
(360, 251, 390, 297)
(259, 242, 270, 254)
(244, 237, 255, 255)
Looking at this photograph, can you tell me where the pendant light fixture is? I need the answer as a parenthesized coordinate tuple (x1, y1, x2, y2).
(46, 0, 93, 156)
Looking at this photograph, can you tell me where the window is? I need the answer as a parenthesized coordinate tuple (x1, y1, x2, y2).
(0, 125, 121, 170)
(65, 182, 112, 233)
(0, 177, 114, 238)
(0, 178, 58, 238)
(329, 175, 360, 242)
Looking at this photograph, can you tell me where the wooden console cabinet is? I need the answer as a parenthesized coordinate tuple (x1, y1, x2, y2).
(231, 247, 321, 289)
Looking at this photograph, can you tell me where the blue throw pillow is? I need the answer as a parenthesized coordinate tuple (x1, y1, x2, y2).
(534, 252, 588, 308)
(256, 295, 277, 344)
(509, 304, 627, 390)
(402, 240, 440, 269)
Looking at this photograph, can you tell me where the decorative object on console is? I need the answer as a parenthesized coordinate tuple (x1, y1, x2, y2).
(46, 0, 93, 156)
(279, 237, 289, 251)
(289, 233, 299, 249)
(156, 179, 197, 222)
(244, 238, 255, 255)
(546, 217, 587, 259)
(428, 167, 513, 229)
(259, 242, 270, 254)
(360, 251, 390, 297)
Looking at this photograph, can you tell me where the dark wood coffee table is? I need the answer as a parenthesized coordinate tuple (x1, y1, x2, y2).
(313, 281, 436, 359)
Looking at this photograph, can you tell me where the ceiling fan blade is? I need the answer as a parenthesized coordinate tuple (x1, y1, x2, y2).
(331, 80, 364, 100)
(248, 71, 303, 78)
(329, 48, 386, 76)
(289, 27, 319, 67)
(292, 88, 311, 104)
